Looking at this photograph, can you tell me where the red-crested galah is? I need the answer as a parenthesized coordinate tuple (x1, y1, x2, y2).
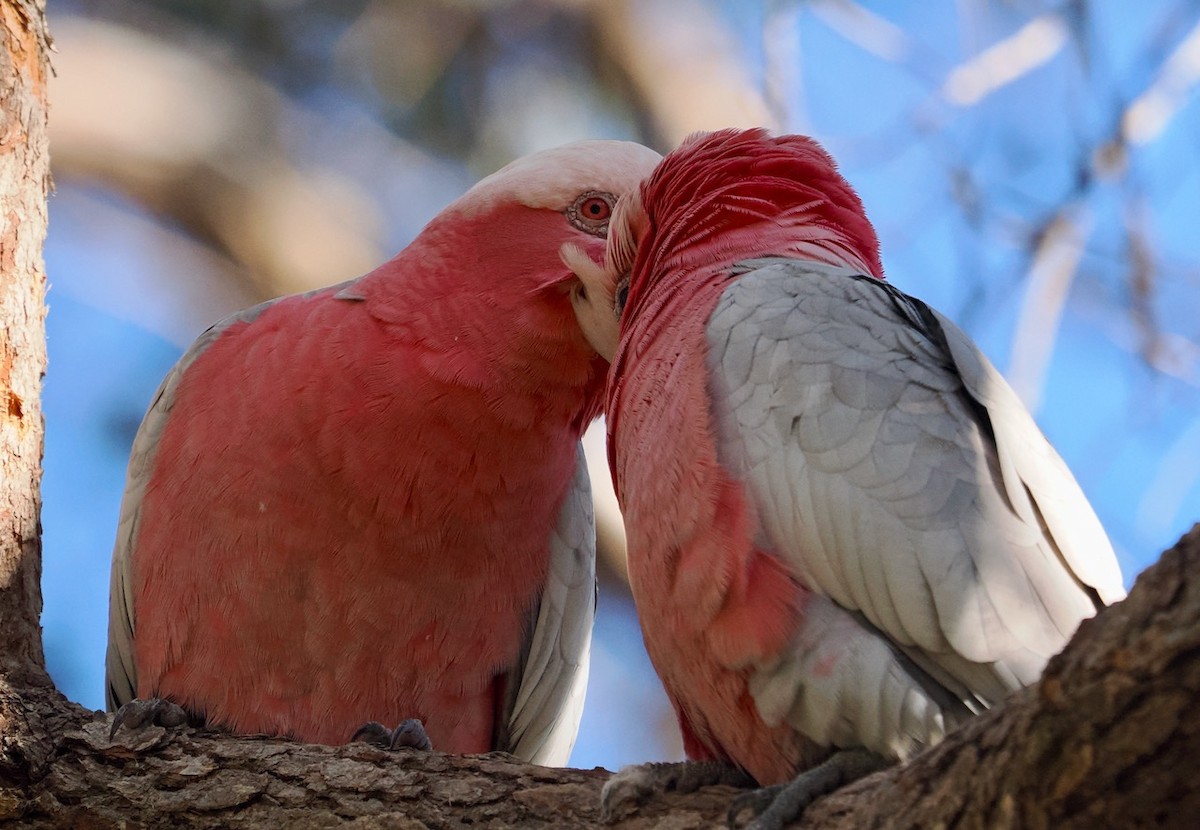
(106, 139, 662, 765)
(566, 129, 1125, 823)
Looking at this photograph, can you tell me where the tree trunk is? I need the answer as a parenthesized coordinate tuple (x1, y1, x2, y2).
(0, 0, 58, 805)
(0, 0, 48, 674)
(0, 2, 1197, 827)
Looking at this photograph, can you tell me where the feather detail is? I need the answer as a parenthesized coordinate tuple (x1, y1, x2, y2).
(603, 128, 1123, 787)
(108, 140, 659, 762)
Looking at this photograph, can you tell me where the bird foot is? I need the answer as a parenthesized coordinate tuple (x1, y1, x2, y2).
(727, 748, 889, 830)
(351, 718, 433, 751)
(600, 759, 753, 822)
(108, 697, 191, 739)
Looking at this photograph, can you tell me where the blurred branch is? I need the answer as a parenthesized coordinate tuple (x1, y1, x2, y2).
(1007, 206, 1092, 411)
(50, 186, 259, 346)
(1119, 18, 1200, 145)
(763, 1, 804, 130)
(1138, 420, 1200, 548)
(948, 8, 1200, 406)
(941, 13, 1069, 106)
(333, 0, 479, 126)
(586, 0, 775, 147)
(1073, 296, 1200, 389)
(1124, 196, 1161, 369)
(49, 15, 386, 300)
(811, 0, 911, 60)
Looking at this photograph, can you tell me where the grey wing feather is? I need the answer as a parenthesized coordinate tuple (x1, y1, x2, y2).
(106, 319, 229, 710)
(707, 260, 1124, 732)
(501, 442, 598, 766)
(930, 308, 1125, 605)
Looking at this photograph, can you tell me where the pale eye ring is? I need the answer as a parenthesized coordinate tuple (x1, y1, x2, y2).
(566, 191, 616, 236)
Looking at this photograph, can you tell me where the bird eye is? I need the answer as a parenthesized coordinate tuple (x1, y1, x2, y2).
(581, 197, 611, 221)
(614, 276, 630, 318)
(567, 191, 616, 236)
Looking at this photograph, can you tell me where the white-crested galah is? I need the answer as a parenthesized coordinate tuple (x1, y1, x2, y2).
(566, 128, 1124, 824)
(106, 139, 662, 765)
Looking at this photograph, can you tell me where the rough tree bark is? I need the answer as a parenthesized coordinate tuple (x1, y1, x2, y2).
(1, 2, 1198, 827)
(0, 527, 1192, 828)
(0, 0, 48, 668)
(0, 0, 56, 801)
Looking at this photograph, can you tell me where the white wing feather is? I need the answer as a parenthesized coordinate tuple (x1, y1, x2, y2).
(503, 443, 598, 766)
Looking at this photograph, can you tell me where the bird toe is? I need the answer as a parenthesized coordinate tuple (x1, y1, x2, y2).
(731, 748, 889, 830)
(108, 697, 191, 740)
(601, 760, 751, 822)
(350, 718, 433, 751)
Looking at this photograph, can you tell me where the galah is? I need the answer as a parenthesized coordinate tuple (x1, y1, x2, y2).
(565, 129, 1125, 825)
(105, 139, 662, 765)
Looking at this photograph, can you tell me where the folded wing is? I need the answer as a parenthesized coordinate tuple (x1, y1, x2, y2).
(705, 259, 1123, 752)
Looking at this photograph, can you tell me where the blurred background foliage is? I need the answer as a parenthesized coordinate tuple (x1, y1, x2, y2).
(41, 0, 1200, 770)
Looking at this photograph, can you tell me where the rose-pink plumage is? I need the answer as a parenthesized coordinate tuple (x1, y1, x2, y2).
(105, 140, 661, 763)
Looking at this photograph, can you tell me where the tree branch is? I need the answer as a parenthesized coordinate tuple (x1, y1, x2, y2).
(0, 691, 738, 828)
(0, 525, 1195, 827)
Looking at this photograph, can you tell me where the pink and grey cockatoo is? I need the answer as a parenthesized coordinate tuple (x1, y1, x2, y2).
(105, 139, 662, 764)
(565, 129, 1125, 825)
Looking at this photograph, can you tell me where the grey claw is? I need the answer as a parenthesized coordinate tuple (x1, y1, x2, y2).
(351, 718, 433, 751)
(389, 718, 433, 751)
(731, 749, 890, 830)
(109, 698, 190, 739)
(727, 784, 785, 828)
(601, 760, 752, 823)
(350, 721, 394, 748)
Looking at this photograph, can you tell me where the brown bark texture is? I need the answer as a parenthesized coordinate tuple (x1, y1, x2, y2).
(0, 526, 1191, 828)
(0, 0, 54, 805)
(0, 0, 48, 674)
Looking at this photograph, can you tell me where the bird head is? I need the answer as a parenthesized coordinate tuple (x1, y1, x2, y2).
(364, 140, 659, 362)
(562, 128, 883, 361)
(355, 139, 659, 432)
(560, 188, 650, 361)
(443, 140, 661, 356)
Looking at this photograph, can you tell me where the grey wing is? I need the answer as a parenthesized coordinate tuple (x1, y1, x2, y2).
(707, 259, 1124, 717)
(106, 319, 231, 710)
(500, 442, 598, 766)
(931, 307, 1125, 606)
(105, 377, 162, 711)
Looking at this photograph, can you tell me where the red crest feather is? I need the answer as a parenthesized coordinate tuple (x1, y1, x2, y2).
(617, 129, 884, 320)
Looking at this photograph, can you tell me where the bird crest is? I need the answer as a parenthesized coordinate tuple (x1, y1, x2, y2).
(611, 129, 885, 324)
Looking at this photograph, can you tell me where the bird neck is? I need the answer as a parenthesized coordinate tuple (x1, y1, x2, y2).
(357, 208, 608, 436)
(662, 220, 877, 278)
